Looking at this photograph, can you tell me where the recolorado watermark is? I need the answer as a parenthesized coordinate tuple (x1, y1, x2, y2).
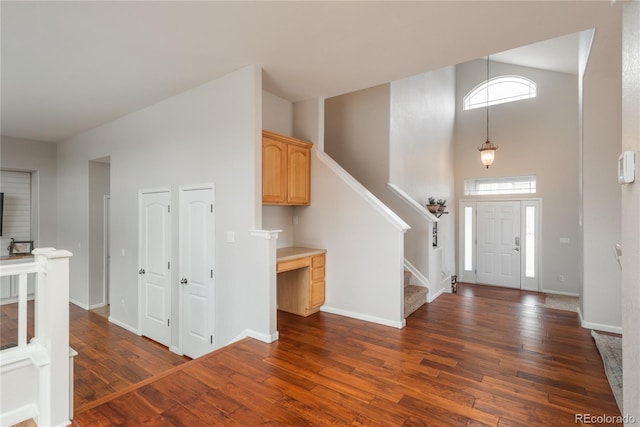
(575, 413, 636, 424)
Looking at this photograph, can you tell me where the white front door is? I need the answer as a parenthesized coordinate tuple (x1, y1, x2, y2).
(476, 201, 521, 288)
(139, 190, 171, 347)
(179, 185, 215, 359)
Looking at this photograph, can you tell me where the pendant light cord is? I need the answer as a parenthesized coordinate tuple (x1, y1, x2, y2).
(486, 55, 490, 142)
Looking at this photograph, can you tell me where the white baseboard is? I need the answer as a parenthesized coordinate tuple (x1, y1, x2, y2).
(169, 346, 182, 356)
(230, 329, 279, 345)
(320, 306, 406, 329)
(577, 307, 622, 334)
(245, 329, 279, 343)
(89, 302, 106, 310)
(541, 289, 579, 297)
(107, 316, 141, 335)
(428, 287, 446, 303)
(69, 298, 89, 310)
(0, 403, 37, 427)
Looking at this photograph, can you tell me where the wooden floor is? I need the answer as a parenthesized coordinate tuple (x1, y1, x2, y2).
(69, 284, 621, 426)
(70, 304, 190, 411)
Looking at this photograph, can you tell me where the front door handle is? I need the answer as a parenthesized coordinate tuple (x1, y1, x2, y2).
(180, 278, 188, 285)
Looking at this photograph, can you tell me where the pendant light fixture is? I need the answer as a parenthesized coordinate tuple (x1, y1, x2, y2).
(478, 55, 498, 168)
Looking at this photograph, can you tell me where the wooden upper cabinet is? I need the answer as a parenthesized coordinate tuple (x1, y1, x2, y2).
(262, 130, 311, 205)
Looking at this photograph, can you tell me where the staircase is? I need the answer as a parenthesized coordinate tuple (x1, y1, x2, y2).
(404, 270, 428, 318)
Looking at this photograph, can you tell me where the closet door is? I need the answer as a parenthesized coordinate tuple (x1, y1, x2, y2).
(179, 185, 215, 359)
(139, 190, 171, 347)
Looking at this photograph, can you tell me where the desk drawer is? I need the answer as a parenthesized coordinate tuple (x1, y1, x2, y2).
(311, 254, 325, 268)
(311, 266, 325, 281)
(277, 257, 310, 273)
(310, 280, 325, 307)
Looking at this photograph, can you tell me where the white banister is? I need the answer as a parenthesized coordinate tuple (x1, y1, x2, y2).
(17, 274, 27, 348)
(387, 183, 439, 223)
(0, 247, 73, 427)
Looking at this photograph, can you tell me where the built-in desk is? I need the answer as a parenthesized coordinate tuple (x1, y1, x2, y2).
(277, 247, 326, 317)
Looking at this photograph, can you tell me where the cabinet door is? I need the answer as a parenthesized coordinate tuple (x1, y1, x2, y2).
(262, 137, 287, 204)
(287, 144, 310, 205)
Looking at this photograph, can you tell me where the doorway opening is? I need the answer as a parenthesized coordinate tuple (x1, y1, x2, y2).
(89, 157, 111, 316)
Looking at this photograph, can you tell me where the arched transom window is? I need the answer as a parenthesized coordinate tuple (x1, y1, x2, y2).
(463, 75, 537, 111)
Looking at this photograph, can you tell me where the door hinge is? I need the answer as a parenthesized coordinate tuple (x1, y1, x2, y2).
(168, 205, 171, 213)
(168, 261, 170, 269)
(167, 319, 170, 327)
(210, 335, 213, 344)
(210, 269, 213, 278)
(210, 204, 213, 213)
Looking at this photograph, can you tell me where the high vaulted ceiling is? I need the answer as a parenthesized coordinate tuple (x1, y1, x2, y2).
(1, 1, 617, 143)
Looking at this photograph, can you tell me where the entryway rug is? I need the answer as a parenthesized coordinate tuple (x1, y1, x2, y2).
(592, 330, 623, 413)
(542, 294, 578, 312)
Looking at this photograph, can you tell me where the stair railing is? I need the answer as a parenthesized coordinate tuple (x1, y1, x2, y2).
(0, 247, 73, 427)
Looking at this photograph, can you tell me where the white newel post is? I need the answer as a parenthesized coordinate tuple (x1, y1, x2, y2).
(33, 248, 73, 427)
(249, 230, 281, 343)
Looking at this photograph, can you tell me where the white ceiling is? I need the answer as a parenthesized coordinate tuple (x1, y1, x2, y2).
(1, 1, 613, 143)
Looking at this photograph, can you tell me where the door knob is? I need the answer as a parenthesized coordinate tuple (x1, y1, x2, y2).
(138, 268, 146, 275)
(513, 247, 520, 252)
(180, 278, 188, 285)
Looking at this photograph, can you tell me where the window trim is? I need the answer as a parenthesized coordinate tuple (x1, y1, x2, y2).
(464, 176, 537, 196)
(463, 75, 537, 111)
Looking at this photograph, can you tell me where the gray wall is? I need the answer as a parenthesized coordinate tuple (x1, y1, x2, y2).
(56, 65, 267, 349)
(390, 67, 456, 285)
(325, 84, 391, 196)
(581, 6, 623, 332)
(621, 1, 640, 420)
(0, 136, 58, 251)
(88, 160, 110, 308)
(454, 59, 579, 295)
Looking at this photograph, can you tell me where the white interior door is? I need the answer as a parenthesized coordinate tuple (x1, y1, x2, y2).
(476, 201, 521, 288)
(139, 190, 171, 347)
(180, 185, 215, 359)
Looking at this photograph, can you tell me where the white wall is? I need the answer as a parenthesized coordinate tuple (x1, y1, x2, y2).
(390, 68, 456, 207)
(454, 60, 579, 295)
(295, 151, 406, 326)
(57, 66, 267, 349)
(261, 90, 295, 248)
(323, 69, 456, 297)
(294, 97, 407, 327)
(580, 5, 623, 332)
(0, 136, 58, 251)
(390, 67, 456, 291)
(621, 1, 640, 420)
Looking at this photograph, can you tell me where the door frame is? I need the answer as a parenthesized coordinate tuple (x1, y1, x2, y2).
(458, 198, 542, 291)
(103, 195, 111, 306)
(138, 187, 172, 345)
(177, 183, 216, 357)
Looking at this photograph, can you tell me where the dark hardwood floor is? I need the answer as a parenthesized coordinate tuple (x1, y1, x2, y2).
(68, 283, 620, 426)
(70, 304, 190, 411)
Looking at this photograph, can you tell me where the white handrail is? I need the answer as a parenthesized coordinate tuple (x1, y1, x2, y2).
(316, 151, 410, 232)
(0, 262, 43, 276)
(387, 183, 439, 223)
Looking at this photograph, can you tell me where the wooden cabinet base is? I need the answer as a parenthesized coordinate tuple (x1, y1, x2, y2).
(276, 248, 326, 317)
